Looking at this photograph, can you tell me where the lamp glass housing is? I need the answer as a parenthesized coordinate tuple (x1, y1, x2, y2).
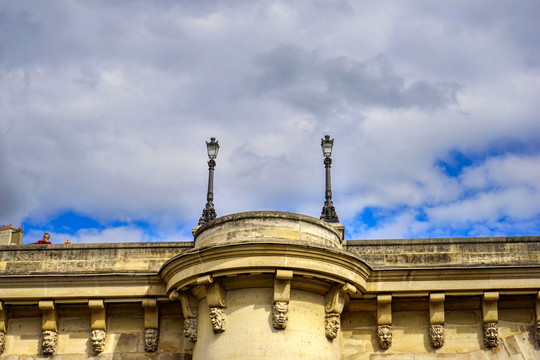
(321, 135, 334, 157)
(206, 137, 220, 159)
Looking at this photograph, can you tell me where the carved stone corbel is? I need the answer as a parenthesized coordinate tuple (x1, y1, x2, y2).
(324, 283, 357, 340)
(429, 293, 445, 348)
(273, 270, 293, 330)
(482, 292, 499, 348)
(377, 294, 392, 350)
(39, 301, 57, 355)
(89, 300, 107, 353)
(143, 299, 159, 352)
(178, 291, 199, 342)
(0, 301, 7, 355)
(536, 291, 540, 346)
(198, 275, 227, 333)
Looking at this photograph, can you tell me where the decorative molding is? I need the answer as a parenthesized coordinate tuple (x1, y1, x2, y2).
(144, 328, 159, 352)
(89, 299, 106, 353)
(209, 307, 226, 333)
(91, 329, 106, 353)
(169, 289, 181, 302)
(272, 301, 288, 330)
(482, 292, 499, 348)
(429, 324, 444, 348)
(184, 318, 198, 342)
(273, 270, 292, 330)
(483, 321, 499, 348)
(178, 292, 199, 319)
(39, 300, 57, 332)
(536, 291, 540, 346)
(143, 298, 159, 330)
(39, 301, 58, 355)
(377, 295, 392, 350)
(429, 293, 445, 348)
(324, 313, 340, 339)
(142, 299, 159, 351)
(178, 291, 199, 342)
(0, 332, 5, 355)
(89, 299, 106, 331)
(324, 283, 356, 339)
(199, 276, 227, 333)
(162, 243, 369, 295)
(42, 330, 57, 355)
(0, 301, 6, 354)
(326, 283, 356, 314)
(204, 277, 227, 308)
(377, 325, 392, 350)
(0, 301, 6, 333)
(377, 294, 392, 325)
(536, 320, 540, 347)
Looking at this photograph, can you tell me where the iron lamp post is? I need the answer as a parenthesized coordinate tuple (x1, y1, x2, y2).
(198, 137, 220, 225)
(320, 134, 340, 223)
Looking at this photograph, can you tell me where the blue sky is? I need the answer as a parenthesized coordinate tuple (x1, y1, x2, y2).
(1, 1, 539, 244)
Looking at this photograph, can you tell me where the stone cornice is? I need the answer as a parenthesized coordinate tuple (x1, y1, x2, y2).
(161, 242, 371, 294)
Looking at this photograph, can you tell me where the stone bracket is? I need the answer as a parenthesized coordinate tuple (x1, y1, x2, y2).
(178, 291, 199, 319)
(169, 289, 180, 302)
(325, 283, 357, 314)
(274, 270, 293, 303)
(429, 293, 445, 325)
(39, 300, 57, 332)
(199, 275, 226, 308)
(0, 301, 6, 333)
(89, 299, 106, 331)
(377, 294, 392, 325)
(482, 291, 499, 323)
(143, 298, 159, 330)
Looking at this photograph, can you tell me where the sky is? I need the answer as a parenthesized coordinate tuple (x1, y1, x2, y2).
(1, 1, 539, 244)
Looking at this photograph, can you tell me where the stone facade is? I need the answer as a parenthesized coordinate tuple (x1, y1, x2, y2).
(0, 211, 538, 359)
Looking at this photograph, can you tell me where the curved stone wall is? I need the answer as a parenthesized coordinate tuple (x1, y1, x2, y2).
(194, 288, 340, 360)
(193, 211, 343, 249)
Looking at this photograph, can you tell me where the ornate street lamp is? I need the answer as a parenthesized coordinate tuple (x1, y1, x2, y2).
(320, 134, 340, 223)
(198, 137, 220, 225)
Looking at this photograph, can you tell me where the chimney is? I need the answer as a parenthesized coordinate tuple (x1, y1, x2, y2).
(0, 225, 23, 245)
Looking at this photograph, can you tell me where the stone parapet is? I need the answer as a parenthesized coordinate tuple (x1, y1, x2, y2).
(193, 211, 343, 249)
(345, 236, 540, 268)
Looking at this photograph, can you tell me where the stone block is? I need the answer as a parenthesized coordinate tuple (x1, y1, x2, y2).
(393, 311, 429, 328)
(160, 329, 189, 352)
(58, 316, 91, 333)
(160, 315, 184, 333)
(414, 354, 459, 359)
(107, 316, 144, 334)
(57, 332, 90, 354)
(157, 354, 193, 360)
(446, 310, 481, 326)
(499, 309, 533, 325)
(109, 333, 142, 353)
(370, 354, 415, 360)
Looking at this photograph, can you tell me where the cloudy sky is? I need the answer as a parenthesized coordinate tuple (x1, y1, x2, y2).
(1, 1, 539, 244)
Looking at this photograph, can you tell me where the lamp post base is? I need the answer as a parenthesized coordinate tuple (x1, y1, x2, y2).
(199, 203, 217, 225)
(321, 201, 339, 223)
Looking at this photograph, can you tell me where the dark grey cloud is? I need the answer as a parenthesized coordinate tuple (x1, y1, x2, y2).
(250, 45, 460, 115)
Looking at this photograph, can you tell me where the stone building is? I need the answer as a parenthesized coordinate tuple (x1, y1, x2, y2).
(0, 212, 539, 359)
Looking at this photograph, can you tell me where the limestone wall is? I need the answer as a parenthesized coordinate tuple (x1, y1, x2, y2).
(341, 297, 540, 360)
(0, 212, 538, 359)
(193, 288, 340, 360)
(1, 303, 192, 359)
